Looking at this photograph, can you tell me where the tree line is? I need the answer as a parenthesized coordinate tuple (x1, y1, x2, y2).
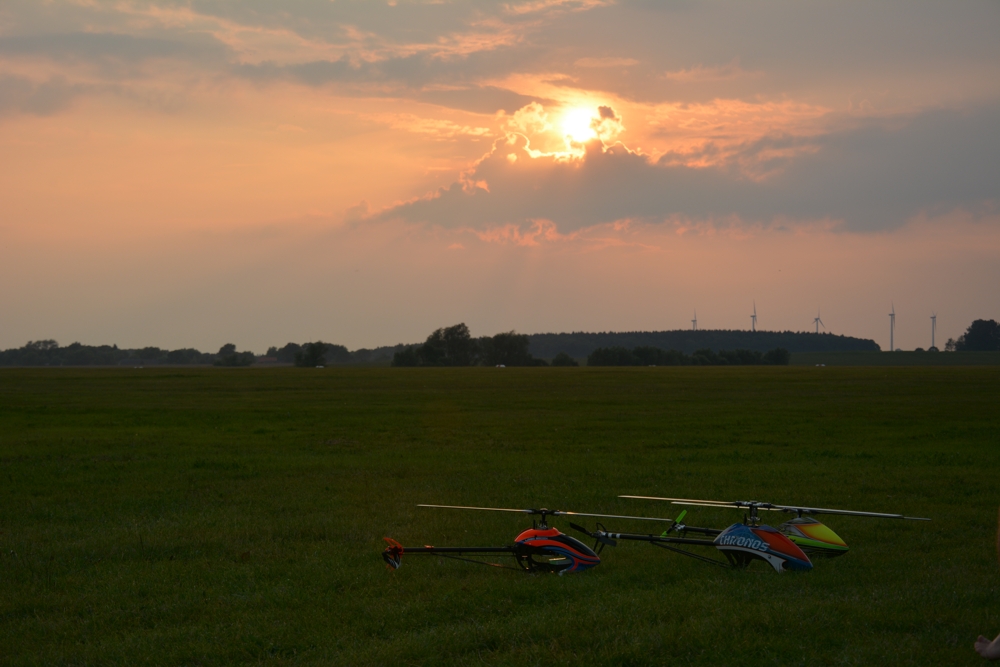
(392, 324, 548, 367)
(0, 340, 259, 367)
(390, 323, 791, 367)
(527, 328, 879, 359)
(944, 319, 1000, 352)
(1, 319, 995, 367)
(587, 345, 790, 366)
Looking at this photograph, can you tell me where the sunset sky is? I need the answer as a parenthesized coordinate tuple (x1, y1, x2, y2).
(2, 1, 998, 352)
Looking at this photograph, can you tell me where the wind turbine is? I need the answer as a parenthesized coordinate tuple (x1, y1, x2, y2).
(751, 302, 757, 332)
(813, 309, 825, 334)
(931, 313, 937, 349)
(889, 303, 896, 351)
(691, 310, 698, 331)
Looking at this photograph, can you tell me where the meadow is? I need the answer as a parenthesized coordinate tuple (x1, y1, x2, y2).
(791, 351, 1000, 366)
(1, 366, 998, 666)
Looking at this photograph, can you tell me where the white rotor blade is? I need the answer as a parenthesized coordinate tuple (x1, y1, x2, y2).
(418, 504, 533, 514)
(618, 497, 929, 520)
(769, 504, 931, 520)
(620, 495, 735, 505)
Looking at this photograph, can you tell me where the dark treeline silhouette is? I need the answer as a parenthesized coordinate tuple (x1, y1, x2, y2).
(8, 319, 992, 367)
(0, 340, 255, 367)
(945, 319, 1000, 352)
(528, 330, 878, 360)
(392, 324, 547, 367)
(587, 345, 790, 366)
(0, 339, 405, 367)
(265, 342, 405, 366)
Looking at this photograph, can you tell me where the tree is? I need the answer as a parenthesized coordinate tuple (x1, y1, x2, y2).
(325, 344, 352, 364)
(295, 341, 328, 367)
(215, 343, 255, 366)
(691, 348, 719, 365)
(391, 346, 419, 367)
(481, 331, 534, 366)
(272, 343, 302, 364)
(551, 352, 579, 367)
(417, 323, 479, 366)
(587, 346, 637, 366)
(954, 319, 1000, 351)
(762, 347, 791, 365)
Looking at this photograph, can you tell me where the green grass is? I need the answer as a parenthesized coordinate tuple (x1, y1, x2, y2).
(1, 367, 998, 666)
(791, 351, 1000, 366)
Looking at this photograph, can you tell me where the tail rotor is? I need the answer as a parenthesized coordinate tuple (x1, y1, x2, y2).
(382, 537, 404, 570)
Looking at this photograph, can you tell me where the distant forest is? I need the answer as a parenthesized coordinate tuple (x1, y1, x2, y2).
(0, 340, 404, 367)
(391, 324, 796, 367)
(6, 321, 998, 367)
(527, 330, 879, 360)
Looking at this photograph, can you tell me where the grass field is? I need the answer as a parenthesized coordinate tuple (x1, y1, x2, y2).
(791, 351, 1000, 366)
(1, 367, 998, 666)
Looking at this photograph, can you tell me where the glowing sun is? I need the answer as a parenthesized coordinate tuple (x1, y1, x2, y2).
(561, 107, 598, 143)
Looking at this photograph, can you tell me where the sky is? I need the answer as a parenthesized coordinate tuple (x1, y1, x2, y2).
(2, 0, 998, 353)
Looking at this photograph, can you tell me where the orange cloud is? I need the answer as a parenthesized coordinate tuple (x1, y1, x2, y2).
(476, 219, 566, 246)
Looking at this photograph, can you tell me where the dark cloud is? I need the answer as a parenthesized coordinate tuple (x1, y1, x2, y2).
(0, 32, 227, 63)
(0, 76, 83, 116)
(417, 86, 551, 116)
(236, 47, 554, 114)
(377, 104, 1000, 232)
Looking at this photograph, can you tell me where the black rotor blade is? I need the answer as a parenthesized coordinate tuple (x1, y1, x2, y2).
(418, 504, 676, 523)
(554, 510, 676, 523)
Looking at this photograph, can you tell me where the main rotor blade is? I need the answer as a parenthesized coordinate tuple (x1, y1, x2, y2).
(417, 504, 676, 523)
(669, 500, 782, 511)
(417, 504, 534, 514)
(768, 504, 931, 520)
(552, 510, 675, 523)
(620, 496, 740, 506)
(619, 497, 930, 521)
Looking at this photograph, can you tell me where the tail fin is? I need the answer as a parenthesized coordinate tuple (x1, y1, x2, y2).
(382, 537, 403, 570)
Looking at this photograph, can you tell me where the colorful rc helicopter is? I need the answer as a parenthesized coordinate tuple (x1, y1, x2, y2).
(566, 496, 930, 573)
(382, 504, 675, 574)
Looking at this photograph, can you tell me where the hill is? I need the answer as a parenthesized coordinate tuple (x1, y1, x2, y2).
(528, 329, 879, 360)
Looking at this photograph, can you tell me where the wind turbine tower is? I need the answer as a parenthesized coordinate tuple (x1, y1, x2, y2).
(751, 302, 757, 332)
(813, 309, 825, 334)
(931, 313, 937, 349)
(692, 310, 698, 331)
(889, 304, 896, 351)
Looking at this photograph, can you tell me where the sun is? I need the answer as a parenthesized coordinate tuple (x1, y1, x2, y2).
(560, 107, 598, 143)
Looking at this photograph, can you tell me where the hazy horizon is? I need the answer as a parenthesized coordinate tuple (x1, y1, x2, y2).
(3, 1, 998, 353)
